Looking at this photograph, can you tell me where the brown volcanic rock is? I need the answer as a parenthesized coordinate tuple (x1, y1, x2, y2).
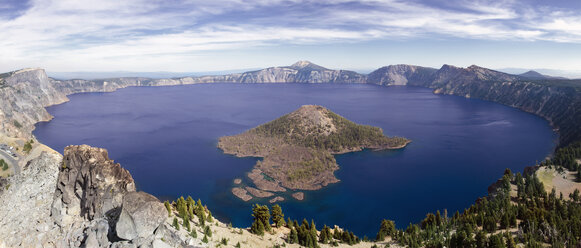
(231, 187, 252, 201)
(269, 196, 284, 203)
(292, 192, 305, 201)
(257, 146, 339, 190)
(247, 168, 286, 192)
(245, 186, 274, 198)
(54, 145, 136, 221)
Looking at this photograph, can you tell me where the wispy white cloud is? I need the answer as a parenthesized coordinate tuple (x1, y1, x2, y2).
(0, 0, 580, 71)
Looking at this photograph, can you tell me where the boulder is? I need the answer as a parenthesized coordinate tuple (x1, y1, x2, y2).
(110, 241, 137, 248)
(116, 191, 167, 240)
(154, 224, 187, 248)
(152, 239, 173, 248)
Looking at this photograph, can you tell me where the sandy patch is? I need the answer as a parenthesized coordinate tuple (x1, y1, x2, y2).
(537, 166, 581, 200)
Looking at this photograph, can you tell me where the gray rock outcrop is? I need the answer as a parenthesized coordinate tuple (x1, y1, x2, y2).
(116, 191, 167, 240)
(0, 68, 69, 138)
(46, 145, 187, 247)
(52, 145, 136, 224)
(0, 150, 62, 247)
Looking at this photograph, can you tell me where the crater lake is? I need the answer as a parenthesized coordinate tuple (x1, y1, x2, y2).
(34, 83, 556, 237)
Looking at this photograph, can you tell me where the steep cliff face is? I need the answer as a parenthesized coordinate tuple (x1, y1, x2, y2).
(423, 66, 580, 146)
(367, 64, 581, 146)
(367, 64, 437, 86)
(0, 69, 69, 138)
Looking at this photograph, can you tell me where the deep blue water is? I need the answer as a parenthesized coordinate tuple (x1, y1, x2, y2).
(34, 83, 556, 237)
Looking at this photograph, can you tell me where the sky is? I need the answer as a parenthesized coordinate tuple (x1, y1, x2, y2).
(1, 0, 581, 76)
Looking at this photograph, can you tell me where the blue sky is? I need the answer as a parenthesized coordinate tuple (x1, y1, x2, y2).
(1, 0, 581, 75)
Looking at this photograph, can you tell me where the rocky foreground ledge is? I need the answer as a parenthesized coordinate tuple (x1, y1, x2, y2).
(0, 144, 388, 248)
(0, 145, 184, 247)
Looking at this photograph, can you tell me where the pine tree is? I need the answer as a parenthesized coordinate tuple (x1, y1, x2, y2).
(204, 225, 212, 237)
(271, 204, 285, 228)
(505, 232, 516, 248)
(190, 229, 197, 238)
(484, 216, 497, 233)
(333, 226, 341, 240)
(488, 233, 505, 248)
(198, 212, 206, 227)
(376, 219, 396, 241)
(342, 230, 353, 244)
(302, 219, 310, 230)
(177, 196, 187, 219)
(172, 217, 180, 230)
(186, 196, 195, 217)
(319, 225, 329, 243)
(251, 218, 265, 236)
(436, 210, 442, 226)
(195, 199, 204, 219)
(571, 188, 580, 202)
(250, 204, 271, 234)
(183, 216, 191, 231)
(207, 210, 213, 223)
(289, 227, 299, 244)
(475, 231, 487, 248)
(202, 234, 208, 243)
(164, 200, 172, 217)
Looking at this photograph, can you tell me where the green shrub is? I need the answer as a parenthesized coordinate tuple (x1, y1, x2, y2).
(13, 120, 22, 129)
(1, 159, 8, 171)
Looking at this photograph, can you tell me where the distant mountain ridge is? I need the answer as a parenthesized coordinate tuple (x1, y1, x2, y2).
(519, 70, 568, 80)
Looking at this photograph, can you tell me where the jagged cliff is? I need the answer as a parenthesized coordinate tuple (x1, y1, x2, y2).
(0, 68, 69, 138)
(367, 64, 581, 146)
(366, 64, 437, 86)
(0, 145, 184, 247)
